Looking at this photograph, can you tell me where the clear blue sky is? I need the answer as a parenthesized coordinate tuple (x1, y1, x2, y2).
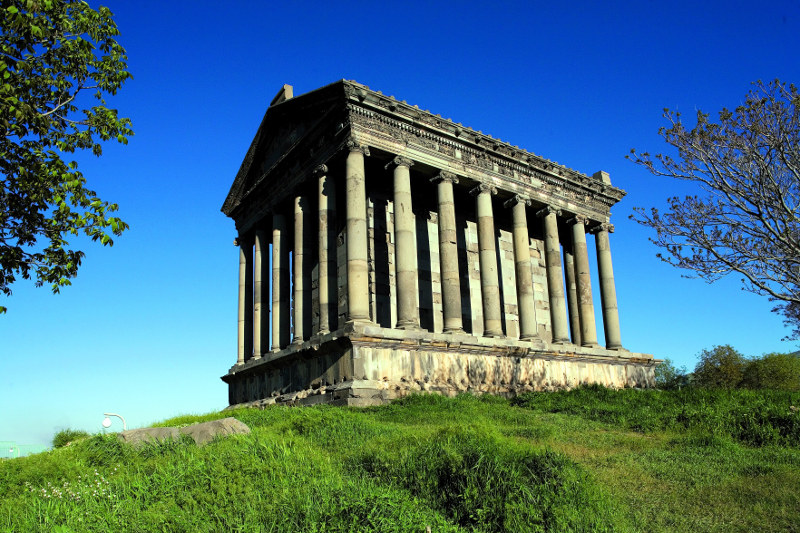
(2, 0, 799, 449)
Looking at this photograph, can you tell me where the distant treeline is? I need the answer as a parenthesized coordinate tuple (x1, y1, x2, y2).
(657, 345, 800, 391)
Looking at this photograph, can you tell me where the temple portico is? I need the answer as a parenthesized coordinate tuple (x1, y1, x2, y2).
(221, 81, 656, 407)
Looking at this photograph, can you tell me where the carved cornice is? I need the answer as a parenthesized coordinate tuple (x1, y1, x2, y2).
(341, 80, 627, 217)
(385, 155, 414, 170)
(469, 183, 497, 196)
(430, 171, 459, 185)
(503, 194, 531, 209)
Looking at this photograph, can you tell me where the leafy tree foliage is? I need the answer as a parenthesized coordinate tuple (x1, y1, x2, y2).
(691, 345, 800, 390)
(693, 345, 747, 389)
(654, 358, 690, 390)
(629, 80, 800, 337)
(0, 0, 132, 312)
(742, 352, 800, 391)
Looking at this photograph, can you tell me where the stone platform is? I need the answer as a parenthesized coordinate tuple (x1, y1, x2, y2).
(223, 321, 656, 408)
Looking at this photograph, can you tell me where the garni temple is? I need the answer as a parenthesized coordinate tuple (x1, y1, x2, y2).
(221, 80, 656, 407)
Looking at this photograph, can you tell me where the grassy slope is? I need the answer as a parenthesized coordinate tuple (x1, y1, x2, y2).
(1, 388, 798, 532)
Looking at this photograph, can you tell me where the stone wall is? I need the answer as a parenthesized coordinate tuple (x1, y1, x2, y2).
(225, 323, 656, 408)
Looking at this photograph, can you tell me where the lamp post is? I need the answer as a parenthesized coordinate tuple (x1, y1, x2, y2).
(8, 445, 19, 459)
(102, 412, 127, 431)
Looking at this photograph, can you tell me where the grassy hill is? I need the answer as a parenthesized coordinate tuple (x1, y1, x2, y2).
(1, 387, 799, 532)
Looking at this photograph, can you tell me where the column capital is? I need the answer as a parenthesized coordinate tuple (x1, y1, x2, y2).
(234, 232, 253, 246)
(430, 170, 459, 185)
(566, 214, 588, 226)
(535, 205, 561, 218)
(385, 155, 414, 170)
(589, 222, 615, 234)
(313, 163, 328, 177)
(346, 137, 370, 156)
(503, 194, 531, 208)
(469, 182, 497, 196)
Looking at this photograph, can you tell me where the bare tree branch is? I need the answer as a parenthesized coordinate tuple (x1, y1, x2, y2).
(629, 79, 800, 337)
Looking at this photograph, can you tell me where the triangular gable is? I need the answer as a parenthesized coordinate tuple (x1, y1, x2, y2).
(221, 81, 345, 217)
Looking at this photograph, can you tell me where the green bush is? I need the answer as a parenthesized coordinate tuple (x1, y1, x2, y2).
(742, 352, 800, 390)
(52, 429, 90, 449)
(693, 345, 747, 388)
(654, 358, 690, 389)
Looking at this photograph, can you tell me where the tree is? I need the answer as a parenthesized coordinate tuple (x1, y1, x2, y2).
(742, 352, 800, 391)
(629, 80, 800, 337)
(693, 345, 747, 389)
(653, 358, 690, 390)
(0, 0, 132, 313)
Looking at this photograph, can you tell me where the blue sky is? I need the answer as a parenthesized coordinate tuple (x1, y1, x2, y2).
(2, 0, 800, 448)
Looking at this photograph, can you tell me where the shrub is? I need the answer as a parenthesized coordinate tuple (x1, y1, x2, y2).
(742, 352, 800, 390)
(654, 358, 690, 390)
(52, 429, 90, 449)
(693, 345, 747, 388)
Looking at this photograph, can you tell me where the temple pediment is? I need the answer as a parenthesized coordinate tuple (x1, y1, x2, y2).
(223, 80, 626, 225)
(222, 81, 347, 218)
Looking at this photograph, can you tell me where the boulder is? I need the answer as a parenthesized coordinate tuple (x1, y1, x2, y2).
(117, 417, 251, 447)
(118, 426, 180, 446)
(179, 417, 251, 446)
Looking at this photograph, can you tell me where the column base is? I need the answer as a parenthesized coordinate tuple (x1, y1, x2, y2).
(581, 342, 599, 348)
(519, 334, 538, 341)
(444, 327, 465, 334)
(484, 330, 505, 339)
(396, 320, 422, 330)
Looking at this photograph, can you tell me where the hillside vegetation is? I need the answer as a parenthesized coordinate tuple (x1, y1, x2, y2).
(1, 388, 799, 532)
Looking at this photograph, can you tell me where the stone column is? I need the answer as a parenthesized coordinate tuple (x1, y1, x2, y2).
(253, 228, 270, 358)
(505, 195, 536, 340)
(591, 223, 623, 349)
(316, 164, 335, 334)
(345, 139, 371, 321)
(471, 183, 503, 337)
(293, 194, 310, 343)
(387, 156, 420, 329)
(568, 215, 598, 347)
(236, 234, 253, 365)
(563, 244, 582, 346)
(431, 171, 463, 333)
(537, 206, 569, 344)
(272, 213, 290, 351)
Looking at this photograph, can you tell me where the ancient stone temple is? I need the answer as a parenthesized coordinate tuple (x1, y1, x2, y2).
(221, 80, 656, 407)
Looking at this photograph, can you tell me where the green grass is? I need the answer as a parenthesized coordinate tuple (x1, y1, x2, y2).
(1, 388, 798, 532)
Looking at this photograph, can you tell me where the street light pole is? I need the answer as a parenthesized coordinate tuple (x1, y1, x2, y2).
(102, 412, 127, 431)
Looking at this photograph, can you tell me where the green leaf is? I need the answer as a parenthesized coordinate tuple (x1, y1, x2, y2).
(0, 0, 132, 312)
